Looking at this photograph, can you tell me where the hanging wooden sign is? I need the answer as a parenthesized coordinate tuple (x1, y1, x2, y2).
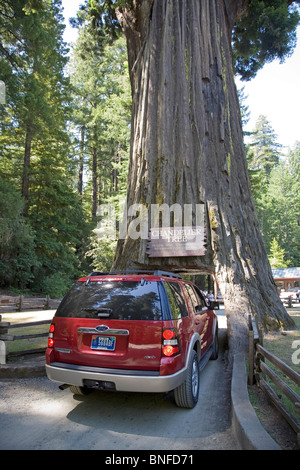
(146, 226, 206, 258)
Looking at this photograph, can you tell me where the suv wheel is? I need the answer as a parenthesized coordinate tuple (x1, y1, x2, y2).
(174, 350, 199, 408)
(210, 325, 219, 360)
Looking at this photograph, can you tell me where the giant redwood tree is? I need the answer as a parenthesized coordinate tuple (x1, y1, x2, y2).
(95, 0, 300, 353)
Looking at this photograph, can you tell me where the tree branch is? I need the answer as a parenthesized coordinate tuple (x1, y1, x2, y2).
(116, 0, 153, 78)
(223, 0, 249, 31)
(287, 0, 300, 6)
(224, 0, 299, 30)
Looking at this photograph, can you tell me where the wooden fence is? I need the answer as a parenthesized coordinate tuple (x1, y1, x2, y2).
(0, 295, 60, 364)
(0, 316, 51, 364)
(248, 316, 300, 445)
(0, 295, 61, 313)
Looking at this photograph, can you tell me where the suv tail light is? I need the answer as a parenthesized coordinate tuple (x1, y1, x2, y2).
(48, 323, 55, 348)
(162, 328, 180, 357)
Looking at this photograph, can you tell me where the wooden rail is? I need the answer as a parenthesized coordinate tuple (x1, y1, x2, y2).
(0, 295, 60, 365)
(0, 295, 61, 312)
(0, 316, 52, 364)
(248, 316, 300, 445)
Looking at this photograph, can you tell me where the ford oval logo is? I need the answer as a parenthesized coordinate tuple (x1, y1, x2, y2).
(96, 325, 109, 332)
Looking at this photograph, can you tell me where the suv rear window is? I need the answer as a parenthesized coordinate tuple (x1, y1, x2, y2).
(55, 280, 162, 321)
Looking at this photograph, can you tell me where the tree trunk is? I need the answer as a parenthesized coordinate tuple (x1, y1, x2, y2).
(78, 125, 85, 196)
(114, 0, 294, 354)
(112, 149, 119, 193)
(92, 141, 98, 219)
(22, 122, 33, 216)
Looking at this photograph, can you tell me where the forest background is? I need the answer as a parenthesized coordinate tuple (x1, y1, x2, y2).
(0, 0, 299, 298)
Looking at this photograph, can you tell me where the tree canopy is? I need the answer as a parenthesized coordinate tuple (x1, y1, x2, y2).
(70, 0, 300, 80)
(232, 0, 300, 79)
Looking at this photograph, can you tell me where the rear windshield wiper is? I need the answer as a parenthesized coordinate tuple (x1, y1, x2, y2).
(81, 307, 113, 317)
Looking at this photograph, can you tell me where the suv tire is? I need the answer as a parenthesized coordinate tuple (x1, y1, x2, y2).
(210, 325, 219, 360)
(174, 350, 199, 409)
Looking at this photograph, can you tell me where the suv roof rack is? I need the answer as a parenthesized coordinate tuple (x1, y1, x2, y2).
(153, 270, 182, 279)
(87, 270, 182, 279)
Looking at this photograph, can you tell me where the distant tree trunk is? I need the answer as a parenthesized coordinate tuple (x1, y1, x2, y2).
(78, 125, 85, 196)
(22, 122, 33, 216)
(112, 147, 121, 193)
(92, 142, 98, 219)
(114, 0, 294, 354)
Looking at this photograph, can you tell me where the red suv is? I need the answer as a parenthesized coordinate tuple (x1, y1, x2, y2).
(46, 271, 218, 408)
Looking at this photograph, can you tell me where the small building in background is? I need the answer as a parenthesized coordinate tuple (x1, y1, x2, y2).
(272, 267, 300, 291)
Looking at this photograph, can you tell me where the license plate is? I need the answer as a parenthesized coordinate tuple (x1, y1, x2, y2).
(91, 335, 116, 351)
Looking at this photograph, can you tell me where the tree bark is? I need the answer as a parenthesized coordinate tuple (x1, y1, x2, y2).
(78, 125, 85, 196)
(114, 0, 294, 354)
(92, 144, 98, 219)
(22, 121, 33, 217)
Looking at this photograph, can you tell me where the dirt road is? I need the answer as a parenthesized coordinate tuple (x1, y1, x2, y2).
(0, 312, 240, 451)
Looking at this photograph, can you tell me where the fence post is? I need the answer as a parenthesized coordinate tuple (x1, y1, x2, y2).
(17, 295, 24, 312)
(248, 315, 255, 385)
(0, 340, 6, 364)
(45, 295, 50, 309)
(248, 330, 255, 385)
(0, 315, 7, 364)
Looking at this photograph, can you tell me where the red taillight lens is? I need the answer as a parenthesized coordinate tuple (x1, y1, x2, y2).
(162, 345, 180, 357)
(162, 328, 180, 357)
(48, 324, 54, 348)
(163, 329, 176, 340)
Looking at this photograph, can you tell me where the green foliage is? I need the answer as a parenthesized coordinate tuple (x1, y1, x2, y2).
(265, 145, 300, 266)
(268, 238, 289, 268)
(70, 18, 131, 202)
(70, 0, 121, 46)
(86, 235, 117, 273)
(69, 11, 131, 268)
(0, 1, 90, 295)
(233, 0, 300, 80)
(246, 116, 281, 215)
(248, 115, 281, 176)
(38, 272, 73, 299)
(246, 115, 300, 267)
(0, 1, 131, 294)
(0, 175, 39, 289)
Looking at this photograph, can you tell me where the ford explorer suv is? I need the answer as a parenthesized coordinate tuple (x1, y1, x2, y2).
(46, 271, 219, 408)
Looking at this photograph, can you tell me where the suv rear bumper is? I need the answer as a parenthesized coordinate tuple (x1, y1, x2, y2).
(46, 362, 187, 393)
